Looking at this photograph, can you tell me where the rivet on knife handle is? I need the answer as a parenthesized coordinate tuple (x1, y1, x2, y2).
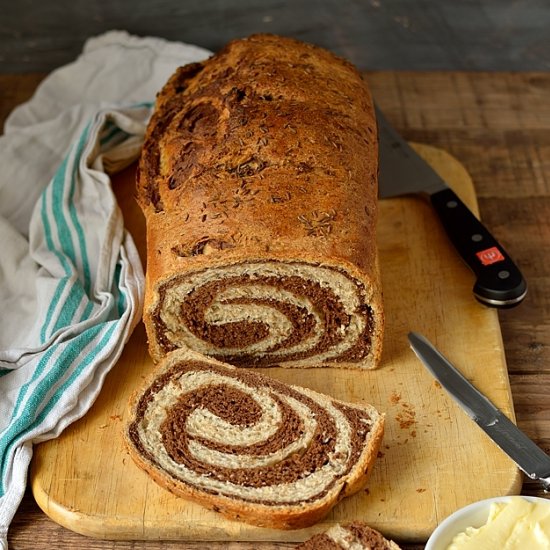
(429, 188, 527, 308)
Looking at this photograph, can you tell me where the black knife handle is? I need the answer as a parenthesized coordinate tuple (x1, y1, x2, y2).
(430, 188, 527, 308)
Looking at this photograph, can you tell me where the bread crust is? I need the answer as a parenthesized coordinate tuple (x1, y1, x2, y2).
(137, 33, 383, 368)
(124, 348, 385, 530)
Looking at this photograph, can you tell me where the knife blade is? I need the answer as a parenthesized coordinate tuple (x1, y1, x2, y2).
(376, 106, 527, 308)
(408, 331, 550, 492)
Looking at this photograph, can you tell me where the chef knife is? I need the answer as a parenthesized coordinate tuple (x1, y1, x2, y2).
(376, 106, 527, 308)
(408, 331, 550, 492)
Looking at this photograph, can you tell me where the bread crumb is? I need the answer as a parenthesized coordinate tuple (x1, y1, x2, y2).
(395, 404, 416, 430)
(389, 391, 401, 405)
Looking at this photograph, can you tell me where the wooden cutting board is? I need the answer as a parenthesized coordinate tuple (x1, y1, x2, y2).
(30, 144, 522, 544)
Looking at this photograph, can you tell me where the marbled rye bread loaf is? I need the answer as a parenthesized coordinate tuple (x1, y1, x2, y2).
(137, 33, 383, 369)
(295, 521, 401, 549)
(124, 348, 385, 529)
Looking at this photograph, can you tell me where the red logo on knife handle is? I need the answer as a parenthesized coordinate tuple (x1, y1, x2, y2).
(476, 247, 505, 266)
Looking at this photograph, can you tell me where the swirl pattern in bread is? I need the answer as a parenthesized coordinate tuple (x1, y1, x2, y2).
(124, 348, 385, 529)
(153, 260, 380, 368)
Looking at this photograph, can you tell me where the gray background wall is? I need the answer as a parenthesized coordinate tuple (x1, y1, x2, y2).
(1, 0, 550, 73)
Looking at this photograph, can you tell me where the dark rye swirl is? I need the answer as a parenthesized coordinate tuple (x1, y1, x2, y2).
(124, 349, 385, 529)
(137, 34, 383, 369)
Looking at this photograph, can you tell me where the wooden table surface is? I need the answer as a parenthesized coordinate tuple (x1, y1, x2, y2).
(2, 70, 549, 549)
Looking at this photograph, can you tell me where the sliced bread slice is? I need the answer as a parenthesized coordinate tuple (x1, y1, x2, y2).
(296, 521, 401, 549)
(124, 348, 384, 529)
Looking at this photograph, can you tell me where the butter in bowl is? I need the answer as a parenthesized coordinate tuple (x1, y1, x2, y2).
(425, 496, 550, 550)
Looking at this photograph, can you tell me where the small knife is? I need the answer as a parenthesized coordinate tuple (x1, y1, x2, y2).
(376, 106, 527, 308)
(408, 331, 550, 492)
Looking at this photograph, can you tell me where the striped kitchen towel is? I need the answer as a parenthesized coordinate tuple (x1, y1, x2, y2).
(0, 31, 210, 548)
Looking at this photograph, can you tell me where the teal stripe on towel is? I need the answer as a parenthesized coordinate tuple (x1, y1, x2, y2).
(51, 152, 77, 269)
(49, 282, 86, 337)
(100, 125, 130, 148)
(40, 123, 94, 341)
(68, 126, 92, 296)
(114, 262, 126, 317)
(39, 190, 72, 343)
(80, 300, 94, 323)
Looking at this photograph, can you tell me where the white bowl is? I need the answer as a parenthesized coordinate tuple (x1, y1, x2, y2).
(425, 495, 550, 550)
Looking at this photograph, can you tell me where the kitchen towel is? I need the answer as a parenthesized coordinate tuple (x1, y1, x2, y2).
(0, 31, 211, 548)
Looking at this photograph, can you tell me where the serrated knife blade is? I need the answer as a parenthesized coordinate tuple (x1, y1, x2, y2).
(408, 331, 550, 492)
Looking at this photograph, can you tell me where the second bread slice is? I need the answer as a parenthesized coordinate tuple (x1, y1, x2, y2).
(124, 349, 384, 529)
